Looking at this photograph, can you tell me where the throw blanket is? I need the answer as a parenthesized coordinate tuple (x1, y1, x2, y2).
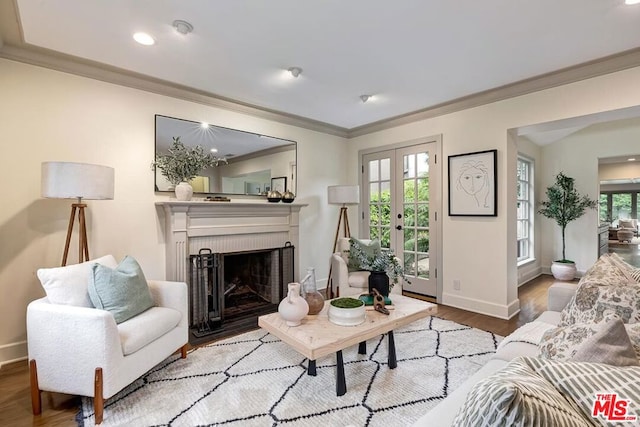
(496, 321, 556, 351)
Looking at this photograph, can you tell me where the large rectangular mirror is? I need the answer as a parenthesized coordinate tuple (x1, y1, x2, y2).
(155, 115, 296, 196)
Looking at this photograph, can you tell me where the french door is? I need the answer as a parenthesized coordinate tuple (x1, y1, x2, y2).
(362, 141, 439, 298)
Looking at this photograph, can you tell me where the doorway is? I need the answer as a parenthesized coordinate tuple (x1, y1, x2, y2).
(361, 138, 441, 298)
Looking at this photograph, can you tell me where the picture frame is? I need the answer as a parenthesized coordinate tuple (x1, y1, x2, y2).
(448, 149, 497, 216)
(270, 176, 287, 193)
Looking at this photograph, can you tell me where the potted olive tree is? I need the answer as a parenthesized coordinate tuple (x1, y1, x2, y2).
(538, 172, 597, 280)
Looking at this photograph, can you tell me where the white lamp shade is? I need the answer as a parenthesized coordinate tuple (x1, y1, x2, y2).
(41, 162, 115, 200)
(327, 185, 359, 205)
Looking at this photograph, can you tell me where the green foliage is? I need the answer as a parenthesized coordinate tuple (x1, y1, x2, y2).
(369, 173, 430, 250)
(330, 297, 364, 308)
(348, 238, 408, 288)
(404, 235, 429, 252)
(153, 137, 223, 185)
(538, 172, 597, 262)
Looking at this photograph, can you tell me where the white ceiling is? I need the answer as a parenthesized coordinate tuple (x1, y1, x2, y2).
(8, 0, 640, 130)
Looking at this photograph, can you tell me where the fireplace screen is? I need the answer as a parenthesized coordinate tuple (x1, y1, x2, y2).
(189, 244, 294, 340)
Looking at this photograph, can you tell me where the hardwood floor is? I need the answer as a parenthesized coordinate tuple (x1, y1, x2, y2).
(0, 274, 557, 427)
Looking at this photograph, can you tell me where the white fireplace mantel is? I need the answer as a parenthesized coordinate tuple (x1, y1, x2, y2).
(157, 200, 307, 283)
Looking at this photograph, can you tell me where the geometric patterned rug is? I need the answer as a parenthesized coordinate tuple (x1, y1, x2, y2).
(78, 316, 502, 426)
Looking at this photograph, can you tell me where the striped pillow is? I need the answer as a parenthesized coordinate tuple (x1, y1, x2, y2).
(525, 357, 640, 427)
(452, 357, 592, 426)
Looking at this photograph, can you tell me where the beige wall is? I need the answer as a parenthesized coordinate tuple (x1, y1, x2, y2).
(347, 66, 640, 320)
(599, 160, 640, 181)
(539, 117, 640, 272)
(0, 58, 348, 365)
(3, 56, 640, 365)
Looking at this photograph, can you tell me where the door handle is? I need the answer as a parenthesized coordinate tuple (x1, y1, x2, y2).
(396, 225, 402, 230)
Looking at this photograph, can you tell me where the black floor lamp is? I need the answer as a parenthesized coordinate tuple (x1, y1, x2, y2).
(327, 185, 360, 298)
(41, 162, 115, 266)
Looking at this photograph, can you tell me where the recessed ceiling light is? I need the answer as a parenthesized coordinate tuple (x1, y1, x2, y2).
(625, 0, 640, 5)
(173, 20, 194, 35)
(628, 158, 637, 161)
(133, 32, 155, 46)
(288, 67, 302, 78)
(210, 148, 218, 153)
(201, 122, 209, 129)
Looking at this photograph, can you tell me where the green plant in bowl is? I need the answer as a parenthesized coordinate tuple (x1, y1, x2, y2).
(330, 297, 364, 309)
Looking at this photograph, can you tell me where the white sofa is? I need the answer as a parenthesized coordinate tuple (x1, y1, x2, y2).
(27, 256, 188, 424)
(413, 282, 578, 427)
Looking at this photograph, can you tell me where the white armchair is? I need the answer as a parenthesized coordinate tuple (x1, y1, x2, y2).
(27, 257, 188, 425)
(330, 237, 403, 297)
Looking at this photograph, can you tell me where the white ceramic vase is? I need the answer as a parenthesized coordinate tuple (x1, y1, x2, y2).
(278, 282, 309, 326)
(175, 182, 193, 201)
(551, 261, 576, 281)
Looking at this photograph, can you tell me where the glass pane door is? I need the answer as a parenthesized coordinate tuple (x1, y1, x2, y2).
(363, 142, 437, 298)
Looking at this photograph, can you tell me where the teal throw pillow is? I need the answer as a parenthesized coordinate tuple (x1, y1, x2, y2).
(88, 255, 154, 324)
(348, 238, 381, 272)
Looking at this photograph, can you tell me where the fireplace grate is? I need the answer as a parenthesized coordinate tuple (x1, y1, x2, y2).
(189, 249, 221, 336)
(188, 244, 294, 342)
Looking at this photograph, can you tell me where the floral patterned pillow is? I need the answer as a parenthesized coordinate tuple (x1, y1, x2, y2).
(609, 252, 640, 282)
(559, 255, 640, 326)
(538, 318, 639, 366)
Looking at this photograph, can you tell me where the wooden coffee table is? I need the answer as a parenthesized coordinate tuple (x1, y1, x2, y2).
(258, 294, 437, 396)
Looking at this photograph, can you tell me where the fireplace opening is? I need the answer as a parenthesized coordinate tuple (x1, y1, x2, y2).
(189, 244, 294, 344)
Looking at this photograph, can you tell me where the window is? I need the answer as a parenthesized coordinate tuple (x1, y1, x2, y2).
(599, 191, 638, 224)
(517, 156, 534, 263)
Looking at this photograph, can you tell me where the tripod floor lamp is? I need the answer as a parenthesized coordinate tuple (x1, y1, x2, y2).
(327, 185, 359, 298)
(41, 162, 115, 266)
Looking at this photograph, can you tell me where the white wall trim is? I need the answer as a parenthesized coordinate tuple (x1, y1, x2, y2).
(0, 340, 27, 368)
(442, 293, 520, 320)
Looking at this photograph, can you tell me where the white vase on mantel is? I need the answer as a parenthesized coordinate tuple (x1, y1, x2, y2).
(175, 182, 193, 201)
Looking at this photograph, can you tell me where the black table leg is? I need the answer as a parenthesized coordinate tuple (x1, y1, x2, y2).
(358, 341, 367, 354)
(388, 331, 397, 369)
(336, 350, 346, 396)
(307, 359, 316, 376)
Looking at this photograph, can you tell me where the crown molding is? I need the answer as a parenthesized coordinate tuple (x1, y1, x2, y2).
(348, 47, 640, 138)
(0, 43, 350, 138)
(2, 5, 639, 141)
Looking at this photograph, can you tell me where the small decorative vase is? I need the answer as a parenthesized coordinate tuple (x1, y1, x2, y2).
(267, 190, 282, 203)
(278, 282, 309, 326)
(302, 267, 324, 315)
(368, 271, 390, 297)
(175, 182, 193, 201)
(282, 190, 296, 203)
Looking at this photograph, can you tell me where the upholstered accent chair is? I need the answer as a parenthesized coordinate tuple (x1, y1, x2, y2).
(618, 218, 639, 237)
(330, 237, 403, 297)
(27, 255, 188, 424)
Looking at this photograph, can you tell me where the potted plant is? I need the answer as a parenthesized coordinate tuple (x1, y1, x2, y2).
(152, 136, 226, 200)
(328, 297, 366, 326)
(348, 238, 408, 296)
(538, 172, 597, 280)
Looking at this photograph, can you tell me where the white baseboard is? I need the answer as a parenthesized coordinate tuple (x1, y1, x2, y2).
(442, 293, 520, 320)
(0, 340, 27, 368)
(518, 267, 542, 287)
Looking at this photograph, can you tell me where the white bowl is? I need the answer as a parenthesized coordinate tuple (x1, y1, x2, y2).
(328, 301, 366, 326)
